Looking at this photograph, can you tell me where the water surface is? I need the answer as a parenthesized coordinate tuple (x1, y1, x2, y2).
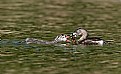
(0, 0, 121, 74)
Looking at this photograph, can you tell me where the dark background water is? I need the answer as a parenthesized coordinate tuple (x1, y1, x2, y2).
(0, 0, 121, 74)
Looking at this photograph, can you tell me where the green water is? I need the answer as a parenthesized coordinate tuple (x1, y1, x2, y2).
(0, 0, 121, 74)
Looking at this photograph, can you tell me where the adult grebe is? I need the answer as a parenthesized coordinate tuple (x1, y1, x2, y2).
(71, 28, 105, 46)
(25, 34, 70, 45)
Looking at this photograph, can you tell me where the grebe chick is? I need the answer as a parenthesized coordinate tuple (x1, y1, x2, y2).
(25, 34, 70, 45)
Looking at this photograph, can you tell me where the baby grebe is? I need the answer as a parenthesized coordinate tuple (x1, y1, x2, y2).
(25, 34, 70, 45)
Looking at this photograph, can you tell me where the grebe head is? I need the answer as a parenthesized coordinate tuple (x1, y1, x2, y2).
(71, 28, 88, 42)
(75, 28, 82, 35)
(54, 34, 70, 42)
(71, 28, 88, 37)
(74, 28, 86, 35)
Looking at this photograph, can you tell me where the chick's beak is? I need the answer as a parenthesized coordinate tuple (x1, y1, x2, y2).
(66, 36, 70, 39)
(66, 36, 71, 43)
(66, 40, 71, 43)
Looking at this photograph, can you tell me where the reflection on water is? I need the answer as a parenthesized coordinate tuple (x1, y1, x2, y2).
(0, 0, 121, 74)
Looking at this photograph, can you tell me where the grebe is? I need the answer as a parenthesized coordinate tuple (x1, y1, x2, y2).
(71, 28, 105, 46)
(25, 34, 70, 45)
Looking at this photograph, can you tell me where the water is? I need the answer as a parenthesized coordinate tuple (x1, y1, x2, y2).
(0, 0, 121, 74)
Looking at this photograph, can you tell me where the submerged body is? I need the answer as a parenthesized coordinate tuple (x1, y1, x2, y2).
(71, 28, 105, 46)
(25, 34, 70, 45)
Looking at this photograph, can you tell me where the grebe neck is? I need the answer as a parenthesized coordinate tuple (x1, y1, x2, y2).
(78, 29, 88, 42)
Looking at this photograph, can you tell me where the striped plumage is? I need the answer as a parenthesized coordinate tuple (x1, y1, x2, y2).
(25, 34, 69, 44)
